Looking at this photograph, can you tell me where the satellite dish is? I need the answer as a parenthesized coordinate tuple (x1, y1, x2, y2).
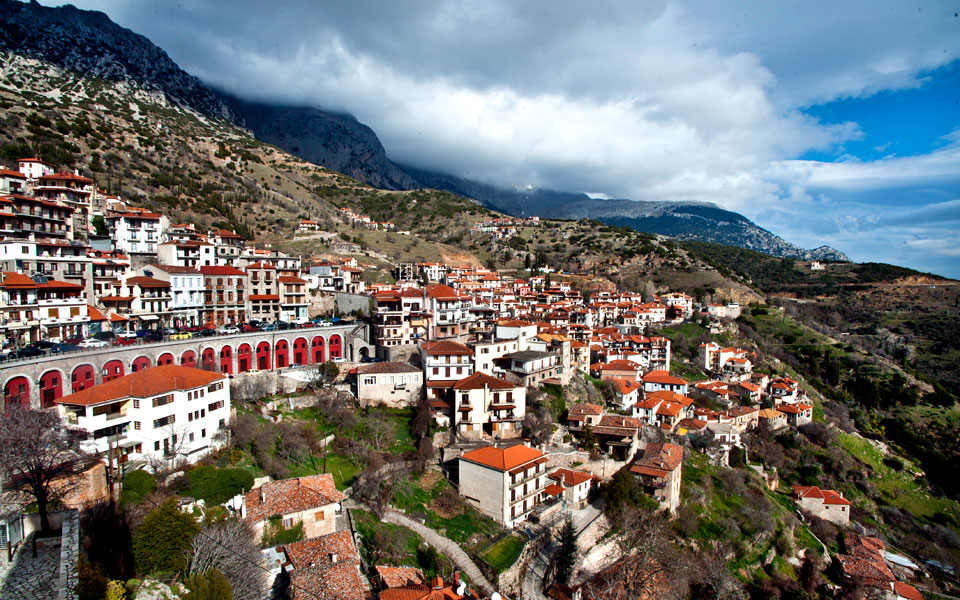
(334, 503, 342, 512)
(491, 593, 501, 600)
(457, 583, 466, 595)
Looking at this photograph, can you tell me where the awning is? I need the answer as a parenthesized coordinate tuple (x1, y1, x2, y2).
(137, 315, 159, 321)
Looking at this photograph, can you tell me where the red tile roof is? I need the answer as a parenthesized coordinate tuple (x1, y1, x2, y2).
(549, 468, 595, 487)
(199, 265, 246, 276)
(421, 340, 472, 356)
(56, 365, 225, 406)
(376, 566, 425, 589)
(630, 442, 683, 477)
(284, 530, 364, 600)
(460, 444, 544, 471)
(642, 370, 687, 385)
(452, 371, 517, 390)
(244, 474, 344, 523)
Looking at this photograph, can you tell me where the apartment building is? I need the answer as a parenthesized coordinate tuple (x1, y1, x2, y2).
(458, 444, 549, 528)
(0, 194, 74, 240)
(156, 239, 215, 267)
(0, 239, 92, 296)
(278, 275, 309, 322)
(0, 272, 88, 345)
(425, 284, 473, 340)
(199, 265, 247, 326)
(246, 262, 280, 322)
(106, 209, 167, 255)
(56, 365, 230, 469)
(137, 265, 204, 328)
(420, 340, 474, 398)
(372, 287, 430, 347)
(451, 371, 526, 439)
(629, 442, 683, 513)
(207, 229, 244, 266)
(33, 172, 94, 236)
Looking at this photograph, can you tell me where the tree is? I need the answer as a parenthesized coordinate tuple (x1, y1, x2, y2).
(91, 215, 108, 236)
(133, 498, 200, 576)
(356, 463, 400, 518)
(0, 405, 86, 532)
(555, 517, 577, 584)
(120, 470, 156, 506)
(183, 568, 232, 600)
(189, 519, 268, 600)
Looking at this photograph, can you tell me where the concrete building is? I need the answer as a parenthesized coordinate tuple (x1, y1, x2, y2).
(355, 362, 423, 407)
(55, 365, 230, 469)
(546, 467, 597, 509)
(106, 209, 166, 256)
(451, 371, 525, 439)
(458, 444, 548, 528)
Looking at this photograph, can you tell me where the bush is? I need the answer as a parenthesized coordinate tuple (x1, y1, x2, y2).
(120, 470, 156, 505)
(75, 556, 109, 600)
(186, 466, 254, 504)
(184, 568, 232, 600)
(883, 456, 904, 472)
(133, 498, 200, 576)
(261, 516, 304, 547)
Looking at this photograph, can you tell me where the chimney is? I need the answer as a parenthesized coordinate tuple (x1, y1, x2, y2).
(454, 570, 461, 587)
(329, 552, 338, 563)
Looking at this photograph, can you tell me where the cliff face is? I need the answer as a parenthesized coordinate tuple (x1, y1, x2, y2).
(0, 0, 236, 121)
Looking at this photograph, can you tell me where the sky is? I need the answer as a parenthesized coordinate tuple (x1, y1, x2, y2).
(39, 0, 960, 277)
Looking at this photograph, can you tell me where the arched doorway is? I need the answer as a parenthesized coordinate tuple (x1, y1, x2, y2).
(220, 346, 233, 374)
(71, 364, 95, 393)
(103, 359, 124, 382)
(201, 348, 216, 371)
(311, 336, 325, 364)
(293, 337, 308, 365)
(181, 350, 197, 368)
(39, 370, 63, 408)
(275, 340, 289, 368)
(329, 334, 342, 360)
(157, 353, 174, 366)
(237, 344, 252, 373)
(256, 342, 271, 370)
(132, 356, 151, 372)
(4, 376, 29, 411)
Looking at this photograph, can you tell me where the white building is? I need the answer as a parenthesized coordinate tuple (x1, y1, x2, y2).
(56, 365, 230, 469)
(137, 264, 204, 327)
(106, 209, 168, 255)
(157, 240, 216, 268)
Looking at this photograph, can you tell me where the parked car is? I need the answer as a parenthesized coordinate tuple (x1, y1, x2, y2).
(332, 356, 346, 363)
(162, 328, 178, 336)
(289, 363, 303, 369)
(260, 323, 277, 331)
(95, 331, 116, 341)
(317, 320, 333, 327)
(114, 337, 138, 346)
(244, 369, 261, 376)
(63, 336, 85, 345)
(16, 346, 46, 358)
(170, 332, 193, 340)
(298, 322, 315, 328)
(218, 325, 240, 335)
(117, 331, 138, 339)
(360, 356, 385, 363)
(240, 323, 258, 333)
(34, 340, 57, 349)
(51, 343, 80, 354)
(199, 328, 217, 337)
(79, 339, 108, 349)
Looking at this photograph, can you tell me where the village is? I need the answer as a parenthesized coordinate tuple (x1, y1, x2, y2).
(0, 155, 930, 600)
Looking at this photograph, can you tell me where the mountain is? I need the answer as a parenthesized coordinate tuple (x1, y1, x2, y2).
(0, 0, 847, 262)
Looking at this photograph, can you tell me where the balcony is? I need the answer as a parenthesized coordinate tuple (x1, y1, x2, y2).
(510, 484, 543, 504)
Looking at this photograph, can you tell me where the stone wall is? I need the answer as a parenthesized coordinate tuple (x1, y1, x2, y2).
(332, 292, 373, 316)
(58, 510, 78, 600)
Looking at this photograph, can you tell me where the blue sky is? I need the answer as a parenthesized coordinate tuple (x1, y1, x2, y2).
(39, 0, 960, 277)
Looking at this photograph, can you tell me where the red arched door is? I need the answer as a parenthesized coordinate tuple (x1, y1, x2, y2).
(4, 376, 29, 411)
(181, 350, 197, 368)
(256, 342, 271, 370)
(72, 365, 95, 392)
(39, 370, 62, 408)
(293, 337, 308, 365)
(132, 356, 151, 372)
(329, 334, 342, 360)
(103, 360, 124, 382)
(220, 346, 233, 374)
(311, 336, 325, 363)
(157, 353, 174, 366)
(237, 344, 252, 372)
(201, 348, 216, 371)
(275, 340, 289, 368)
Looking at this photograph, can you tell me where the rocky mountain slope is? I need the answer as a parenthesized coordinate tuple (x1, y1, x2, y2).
(0, 0, 847, 262)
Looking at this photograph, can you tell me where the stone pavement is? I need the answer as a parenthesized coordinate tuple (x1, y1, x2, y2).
(0, 537, 62, 600)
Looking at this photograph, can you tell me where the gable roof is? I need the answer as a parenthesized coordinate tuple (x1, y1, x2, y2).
(421, 340, 472, 356)
(460, 444, 545, 471)
(630, 442, 683, 477)
(452, 371, 518, 390)
(244, 474, 344, 523)
(56, 365, 225, 406)
(549, 468, 596, 487)
(284, 530, 364, 600)
(642, 370, 687, 385)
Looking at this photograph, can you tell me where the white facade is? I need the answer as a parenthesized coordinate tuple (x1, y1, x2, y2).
(107, 212, 168, 255)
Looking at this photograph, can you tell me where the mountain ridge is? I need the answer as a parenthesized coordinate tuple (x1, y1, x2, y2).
(0, 0, 848, 262)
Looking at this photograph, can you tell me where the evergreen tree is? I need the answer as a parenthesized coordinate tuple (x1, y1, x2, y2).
(132, 498, 200, 576)
(184, 568, 232, 600)
(555, 517, 577, 584)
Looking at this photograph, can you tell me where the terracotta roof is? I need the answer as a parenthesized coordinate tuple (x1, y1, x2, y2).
(0, 272, 37, 288)
(568, 403, 604, 417)
(676, 418, 707, 431)
(284, 531, 364, 600)
(56, 365, 225, 406)
(893, 582, 923, 600)
(421, 340, 472, 356)
(452, 371, 517, 390)
(149, 264, 199, 274)
(279, 275, 308, 284)
(245, 474, 344, 523)
(0, 168, 25, 178)
(544, 484, 565, 497)
(630, 442, 683, 476)
(642, 370, 687, 385)
(792, 485, 851, 505)
(460, 444, 544, 471)
(126, 276, 170, 288)
(549, 468, 595, 487)
(424, 284, 458, 299)
(376, 566, 425, 589)
(378, 577, 466, 600)
(642, 390, 694, 407)
(87, 306, 106, 321)
(357, 362, 421, 375)
(199, 265, 246, 276)
(610, 378, 641, 395)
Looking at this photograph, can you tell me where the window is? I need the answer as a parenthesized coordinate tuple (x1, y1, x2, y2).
(208, 401, 224, 412)
(152, 395, 173, 408)
(314, 511, 325, 521)
(201, 429, 206, 438)
(362, 376, 376, 386)
(188, 413, 194, 422)
(189, 433, 195, 442)
(219, 419, 225, 428)
(134, 421, 141, 430)
(201, 409, 205, 418)
(153, 415, 175, 428)
(154, 441, 160, 451)
(133, 399, 140, 409)
(282, 518, 294, 529)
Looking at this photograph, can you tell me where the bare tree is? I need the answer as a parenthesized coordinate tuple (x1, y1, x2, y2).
(364, 412, 395, 451)
(0, 405, 85, 532)
(355, 463, 400, 518)
(188, 519, 268, 600)
(522, 405, 555, 446)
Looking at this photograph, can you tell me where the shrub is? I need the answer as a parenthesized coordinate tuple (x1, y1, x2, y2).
(184, 568, 232, 600)
(120, 470, 156, 505)
(75, 556, 108, 600)
(133, 498, 200, 576)
(261, 516, 304, 547)
(186, 466, 254, 504)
